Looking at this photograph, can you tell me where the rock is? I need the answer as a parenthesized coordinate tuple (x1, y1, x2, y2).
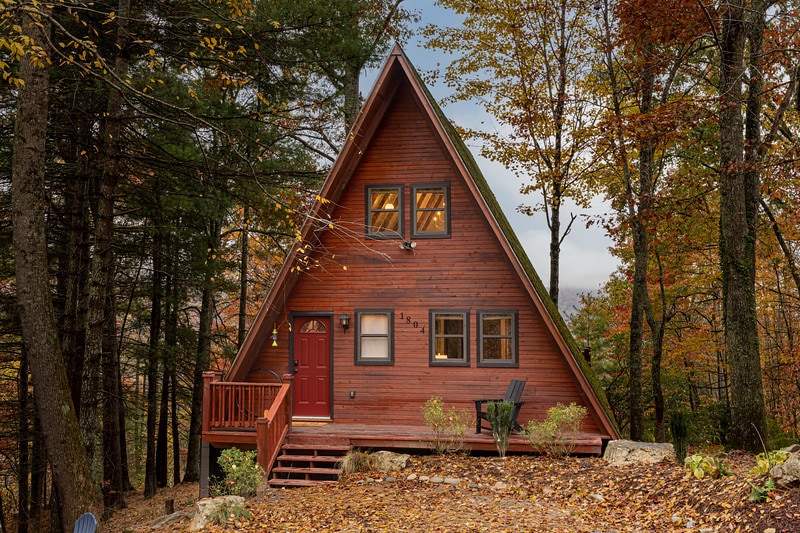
(588, 493, 604, 501)
(189, 495, 245, 532)
(430, 476, 444, 483)
(406, 473, 417, 481)
(763, 528, 777, 533)
(444, 477, 460, 485)
(770, 451, 800, 488)
(369, 451, 410, 472)
(493, 481, 508, 490)
(603, 440, 675, 465)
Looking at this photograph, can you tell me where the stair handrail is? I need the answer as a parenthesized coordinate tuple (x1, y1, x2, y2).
(255, 374, 293, 476)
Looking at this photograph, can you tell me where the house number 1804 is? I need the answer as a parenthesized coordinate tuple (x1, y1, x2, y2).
(398, 312, 425, 334)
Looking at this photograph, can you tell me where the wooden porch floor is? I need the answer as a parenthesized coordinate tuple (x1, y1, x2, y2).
(205, 420, 605, 456)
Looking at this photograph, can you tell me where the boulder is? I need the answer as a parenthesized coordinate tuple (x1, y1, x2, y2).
(369, 451, 411, 472)
(770, 451, 800, 488)
(603, 440, 675, 465)
(189, 495, 245, 531)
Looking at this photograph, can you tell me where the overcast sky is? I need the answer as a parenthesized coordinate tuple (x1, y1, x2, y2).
(361, 0, 620, 295)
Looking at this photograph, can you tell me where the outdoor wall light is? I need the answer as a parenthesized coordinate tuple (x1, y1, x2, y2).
(339, 313, 350, 331)
(399, 240, 417, 251)
(271, 328, 278, 347)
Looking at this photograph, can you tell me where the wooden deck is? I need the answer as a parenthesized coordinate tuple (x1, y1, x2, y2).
(205, 420, 605, 456)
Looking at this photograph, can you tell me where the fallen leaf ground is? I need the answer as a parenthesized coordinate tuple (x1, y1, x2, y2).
(106, 452, 800, 532)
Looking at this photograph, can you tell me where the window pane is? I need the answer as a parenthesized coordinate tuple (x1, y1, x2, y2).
(416, 209, 445, 233)
(361, 313, 388, 335)
(483, 338, 512, 360)
(368, 187, 400, 235)
(435, 337, 463, 359)
(361, 337, 389, 359)
(435, 314, 464, 335)
(371, 211, 399, 233)
(371, 189, 398, 210)
(483, 315, 511, 336)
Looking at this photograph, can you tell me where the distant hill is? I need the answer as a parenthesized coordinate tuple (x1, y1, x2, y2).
(557, 287, 591, 320)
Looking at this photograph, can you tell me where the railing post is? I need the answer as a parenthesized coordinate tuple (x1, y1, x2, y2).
(282, 374, 294, 432)
(202, 371, 223, 435)
(255, 417, 269, 472)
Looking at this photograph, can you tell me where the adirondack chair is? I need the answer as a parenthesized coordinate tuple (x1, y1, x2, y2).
(474, 379, 526, 434)
(73, 512, 97, 533)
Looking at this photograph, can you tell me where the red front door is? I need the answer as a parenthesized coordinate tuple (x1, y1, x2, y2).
(292, 316, 331, 418)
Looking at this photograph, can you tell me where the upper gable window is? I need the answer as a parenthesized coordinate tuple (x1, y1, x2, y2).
(366, 186, 402, 238)
(412, 184, 449, 238)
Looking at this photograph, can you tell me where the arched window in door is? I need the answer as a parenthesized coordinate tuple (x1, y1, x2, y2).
(300, 320, 327, 334)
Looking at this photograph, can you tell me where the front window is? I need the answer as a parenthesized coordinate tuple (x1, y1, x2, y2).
(412, 184, 449, 237)
(478, 311, 518, 367)
(430, 310, 469, 366)
(355, 310, 394, 365)
(366, 186, 402, 238)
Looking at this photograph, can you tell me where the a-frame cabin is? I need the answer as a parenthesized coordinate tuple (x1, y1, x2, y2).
(200, 45, 618, 493)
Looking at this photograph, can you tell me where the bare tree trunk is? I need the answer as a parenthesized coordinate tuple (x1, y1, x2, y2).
(102, 291, 125, 509)
(11, 9, 103, 528)
(144, 224, 163, 498)
(238, 208, 249, 348)
(718, 0, 768, 452)
(18, 351, 30, 533)
(171, 369, 181, 485)
(184, 221, 220, 483)
(156, 367, 169, 487)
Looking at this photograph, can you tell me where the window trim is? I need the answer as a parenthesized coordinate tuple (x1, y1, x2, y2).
(365, 185, 403, 239)
(411, 183, 450, 238)
(477, 310, 519, 368)
(429, 309, 470, 367)
(354, 309, 394, 366)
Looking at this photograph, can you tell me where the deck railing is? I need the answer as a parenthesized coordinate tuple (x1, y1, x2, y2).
(256, 379, 292, 473)
(201, 371, 293, 475)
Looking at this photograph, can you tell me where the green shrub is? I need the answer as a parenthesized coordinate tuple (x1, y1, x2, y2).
(421, 396, 472, 454)
(750, 449, 789, 476)
(748, 478, 776, 503)
(523, 402, 587, 456)
(684, 453, 731, 479)
(487, 401, 515, 458)
(211, 448, 265, 497)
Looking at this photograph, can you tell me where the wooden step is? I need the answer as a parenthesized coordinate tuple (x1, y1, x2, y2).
(268, 442, 351, 488)
(276, 454, 345, 464)
(271, 466, 341, 476)
(281, 443, 352, 453)
(268, 478, 338, 488)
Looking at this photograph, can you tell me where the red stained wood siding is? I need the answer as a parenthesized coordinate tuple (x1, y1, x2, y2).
(246, 79, 603, 435)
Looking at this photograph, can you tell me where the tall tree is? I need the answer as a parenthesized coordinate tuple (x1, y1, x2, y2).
(715, 0, 769, 452)
(10, 7, 102, 528)
(425, 0, 599, 304)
